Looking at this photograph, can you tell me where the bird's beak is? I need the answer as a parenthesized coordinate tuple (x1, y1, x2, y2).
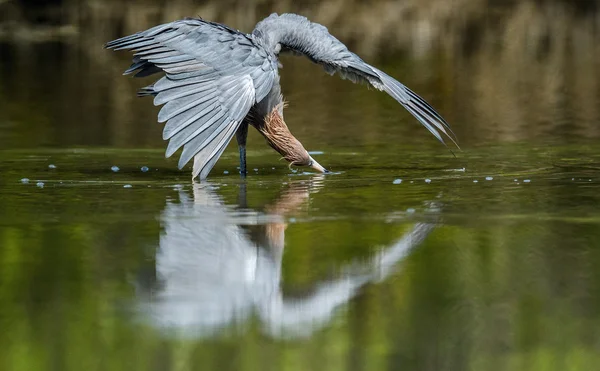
(309, 156, 329, 173)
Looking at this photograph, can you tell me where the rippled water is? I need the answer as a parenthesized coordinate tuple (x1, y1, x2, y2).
(2, 144, 600, 370)
(2, 3, 600, 370)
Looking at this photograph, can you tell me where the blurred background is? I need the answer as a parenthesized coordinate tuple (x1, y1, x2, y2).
(2, 2, 600, 371)
(1, 0, 599, 150)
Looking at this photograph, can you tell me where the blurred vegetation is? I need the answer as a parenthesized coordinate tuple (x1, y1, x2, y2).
(0, 0, 598, 55)
(0, 0, 599, 153)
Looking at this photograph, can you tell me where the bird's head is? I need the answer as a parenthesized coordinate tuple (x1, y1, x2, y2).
(258, 108, 328, 174)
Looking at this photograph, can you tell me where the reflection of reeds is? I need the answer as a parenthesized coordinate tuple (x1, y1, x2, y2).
(1, 0, 599, 148)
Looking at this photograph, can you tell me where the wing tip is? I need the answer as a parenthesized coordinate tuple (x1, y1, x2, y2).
(374, 69, 460, 151)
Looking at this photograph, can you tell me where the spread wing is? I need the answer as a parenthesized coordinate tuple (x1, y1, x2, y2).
(254, 13, 458, 148)
(106, 18, 278, 179)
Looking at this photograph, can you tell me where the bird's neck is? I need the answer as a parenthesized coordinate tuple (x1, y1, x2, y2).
(254, 106, 309, 166)
(252, 13, 314, 53)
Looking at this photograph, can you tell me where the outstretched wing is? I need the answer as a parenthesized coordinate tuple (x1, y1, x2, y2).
(106, 18, 278, 179)
(253, 13, 458, 148)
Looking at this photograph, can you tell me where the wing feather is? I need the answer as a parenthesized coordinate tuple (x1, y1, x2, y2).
(135, 47, 172, 57)
(153, 81, 214, 106)
(179, 114, 230, 168)
(113, 38, 156, 51)
(106, 18, 278, 179)
(134, 65, 163, 78)
(148, 53, 195, 64)
(374, 68, 458, 147)
(254, 13, 458, 148)
(165, 107, 222, 157)
(187, 77, 255, 177)
(157, 90, 217, 123)
(163, 101, 217, 140)
(193, 119, 241, 179)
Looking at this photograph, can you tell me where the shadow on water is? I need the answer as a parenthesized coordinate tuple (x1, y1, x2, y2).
(136, 178, 437, 338)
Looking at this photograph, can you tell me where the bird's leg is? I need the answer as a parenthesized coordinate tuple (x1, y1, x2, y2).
(235, 123, 249, 176)
(238, 146, 247, 176)
(237, 182, 248, 208)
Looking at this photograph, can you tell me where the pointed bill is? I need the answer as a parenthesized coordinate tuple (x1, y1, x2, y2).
(309, 156, 329, 173)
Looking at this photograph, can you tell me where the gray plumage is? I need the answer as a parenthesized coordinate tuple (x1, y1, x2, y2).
(106, 13, 457, 179)
(136, 183, 435, 337)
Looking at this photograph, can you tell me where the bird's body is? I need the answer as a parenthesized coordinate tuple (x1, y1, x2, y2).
(106, 13, 457, 179)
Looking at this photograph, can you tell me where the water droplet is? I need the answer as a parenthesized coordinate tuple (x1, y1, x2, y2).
(111, 166, 120, 172)
(571, 178, 575, 181)
(272, 167, 275, 170)
(425, 179, 431, 184)
(308, 151, 324, 155)
(21, 178, 30, 184)
(485, 176, 493, 181)
(523, 179, 531, 183)
(514, 179, 518, 182)
(123, 184, 132, 188)
(253, 168, 258, 172)
(289, 217, 297, 223)
(140, 166, 149, 172)
(48, 164, 57, 169)
(393, 179, 402, 185)
(406, 208, 416, 214)
(473, 180, 478, 183)
(36, 182, 44, 188)
(223, 170, 229, 174)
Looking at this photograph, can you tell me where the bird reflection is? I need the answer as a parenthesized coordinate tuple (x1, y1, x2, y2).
(137, 178, 436, 338)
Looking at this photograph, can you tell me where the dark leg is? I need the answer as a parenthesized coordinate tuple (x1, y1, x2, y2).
(237, 182, 247, 209)
(239, 146, 247, 176)
(235, 123, 249, 176)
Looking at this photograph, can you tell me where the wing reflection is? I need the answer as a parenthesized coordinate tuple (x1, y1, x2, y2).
(137, 178, 436, 338)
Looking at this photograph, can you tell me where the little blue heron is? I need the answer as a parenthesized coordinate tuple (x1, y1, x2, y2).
(106, 13, 457, 179)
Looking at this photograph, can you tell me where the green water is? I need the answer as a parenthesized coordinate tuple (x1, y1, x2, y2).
(2, 3, 600, 370)
(2, 144, 600, 371)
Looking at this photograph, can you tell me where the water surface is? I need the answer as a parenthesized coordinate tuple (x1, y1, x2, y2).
(2, 2, 600, 370)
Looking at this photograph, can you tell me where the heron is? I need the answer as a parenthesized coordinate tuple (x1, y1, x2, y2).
(137, 179, 435, 337)
(106, 13, 458, 180)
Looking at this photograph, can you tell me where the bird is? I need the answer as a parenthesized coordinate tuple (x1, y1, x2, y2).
(136, 179, 435, 337)
(106, 13, 458, 180)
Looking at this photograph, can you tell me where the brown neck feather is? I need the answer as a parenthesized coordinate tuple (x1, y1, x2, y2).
(256, 107, 310, 166)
